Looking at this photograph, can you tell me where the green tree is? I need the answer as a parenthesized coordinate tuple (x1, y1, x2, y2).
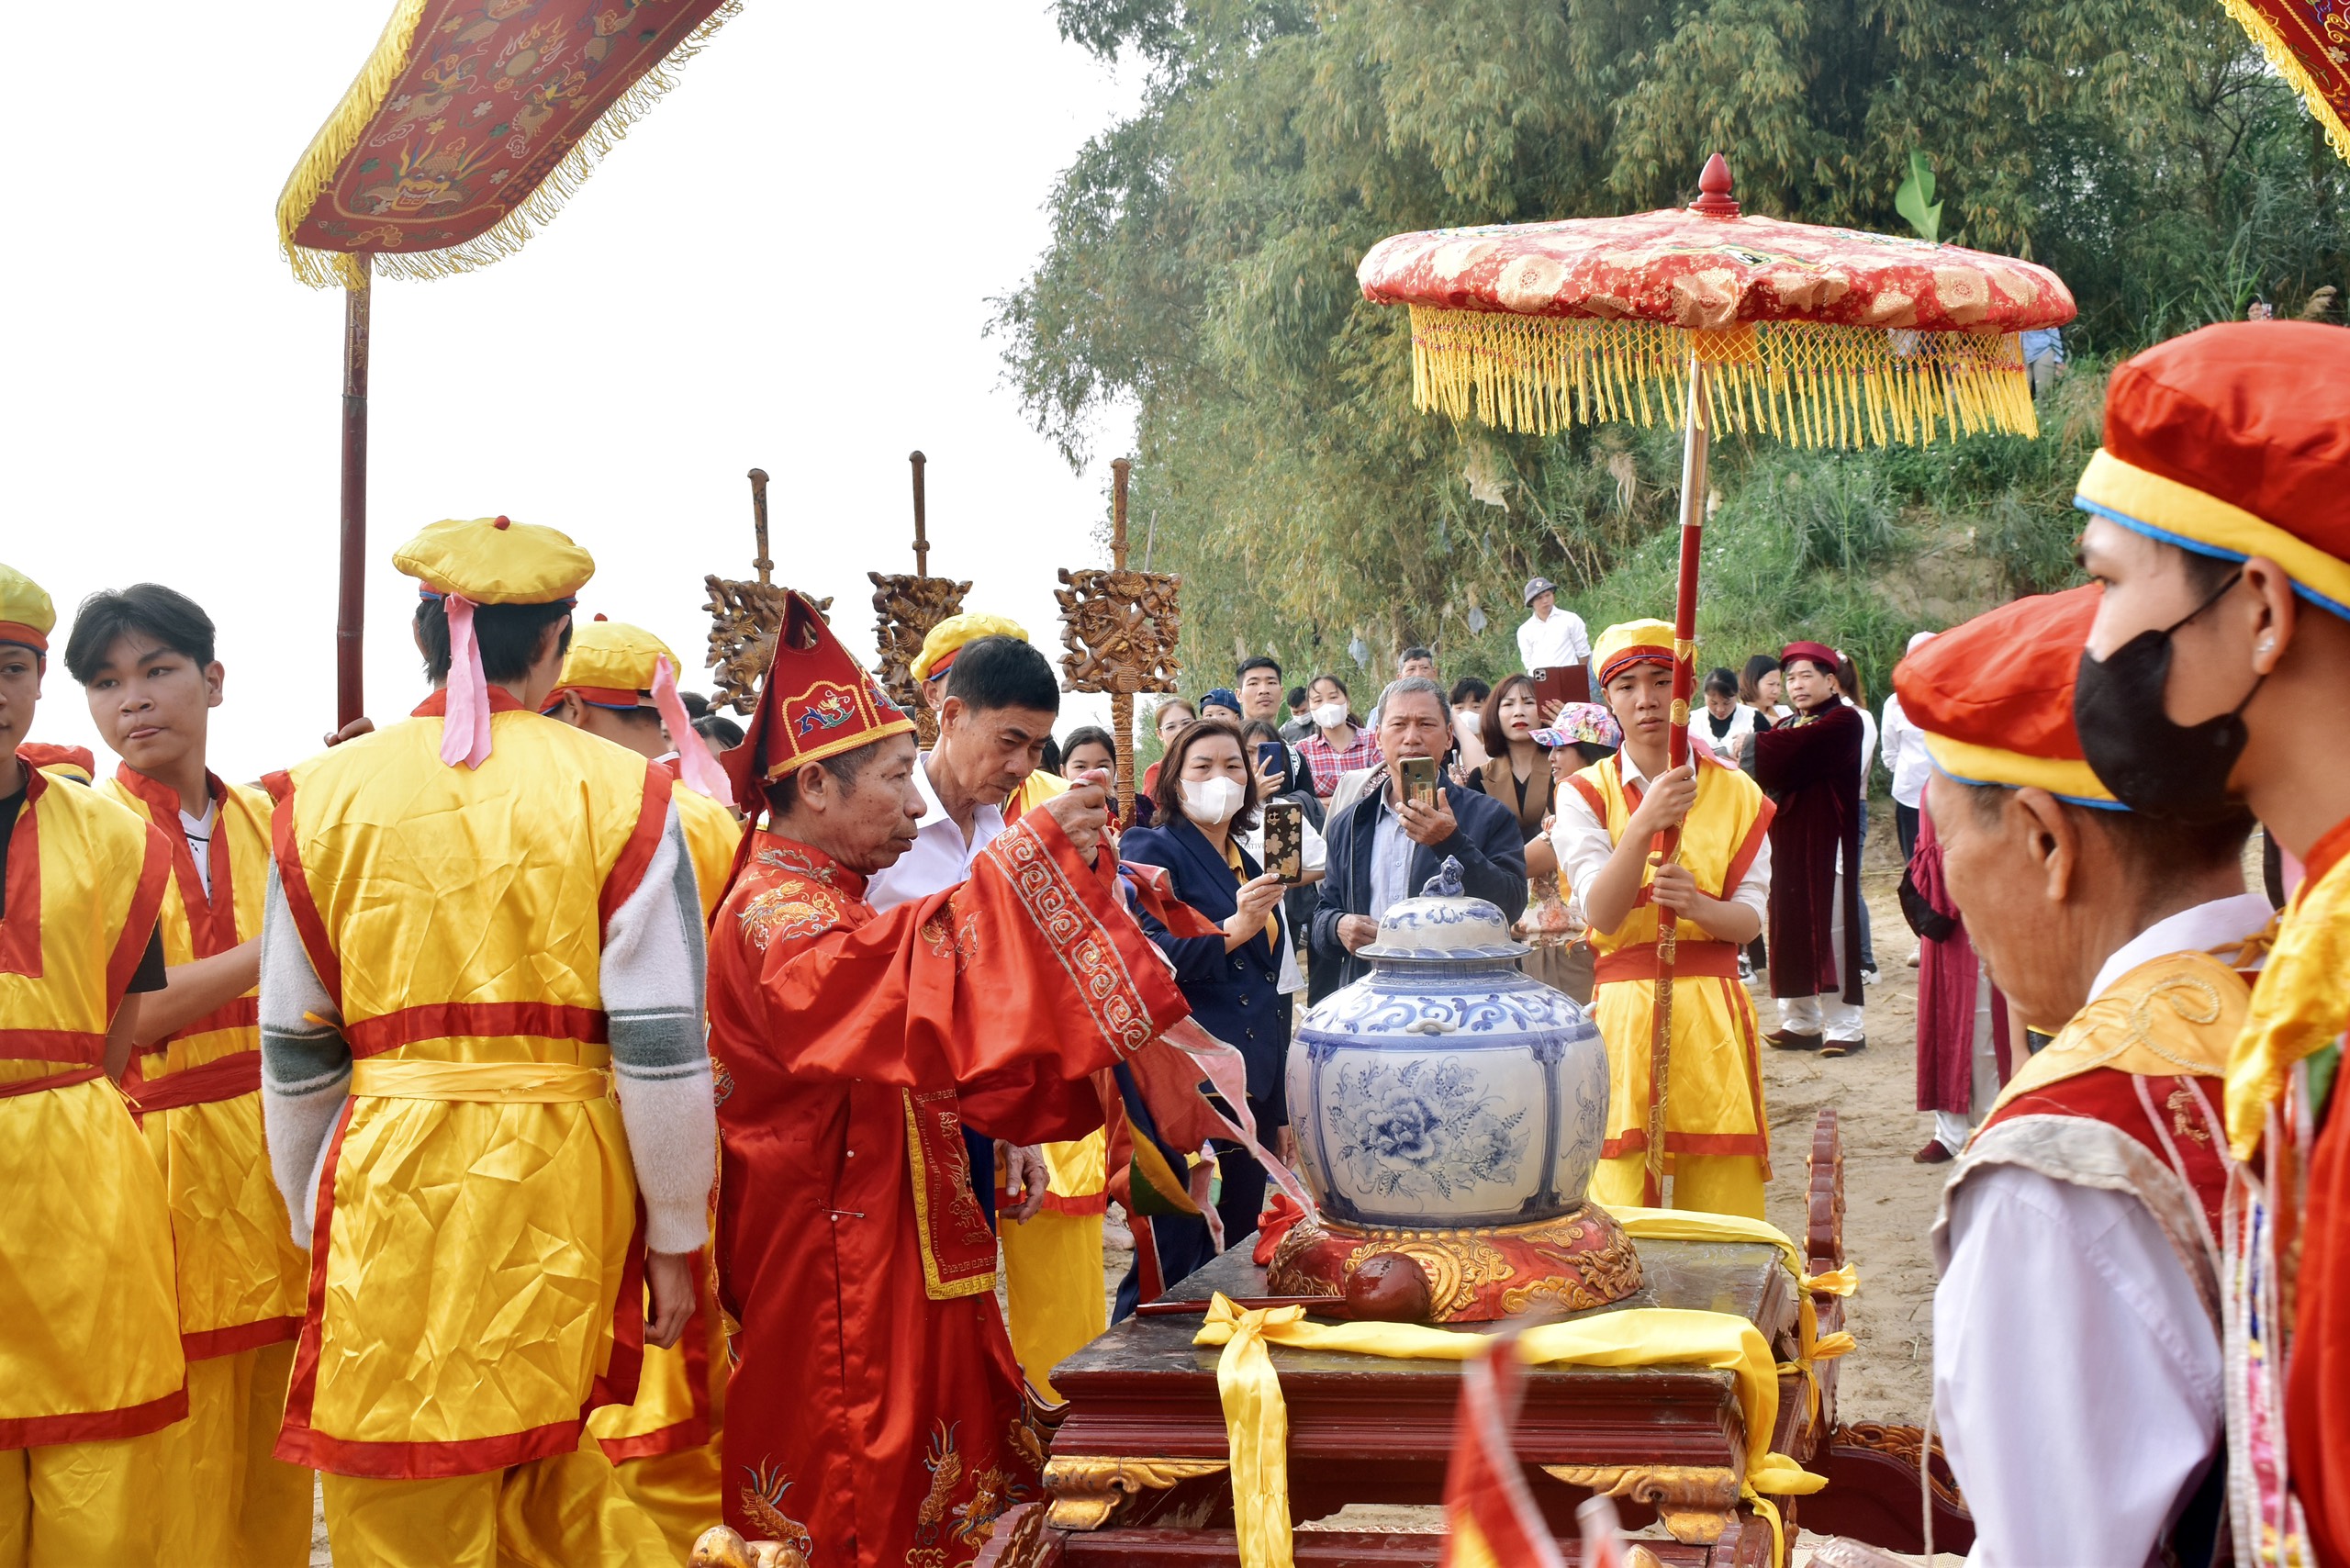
(996, 0, 2346, 702)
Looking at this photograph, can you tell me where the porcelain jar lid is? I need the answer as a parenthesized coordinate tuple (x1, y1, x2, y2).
(1358, 856, 1529, 960)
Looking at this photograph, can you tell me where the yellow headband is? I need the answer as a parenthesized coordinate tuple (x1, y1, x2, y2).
(2076, 450, 2350, 618)
(1921, 732, 2121, 810)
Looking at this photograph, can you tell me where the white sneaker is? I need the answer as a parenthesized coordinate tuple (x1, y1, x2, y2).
(1862, 967, 1882, 986)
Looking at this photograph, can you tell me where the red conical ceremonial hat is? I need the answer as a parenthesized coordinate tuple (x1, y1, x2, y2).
(722, 590, 916, 804)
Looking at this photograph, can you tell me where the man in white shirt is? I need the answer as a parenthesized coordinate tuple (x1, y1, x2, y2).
(1896, 588, 2259, 1566)
(865, 633, 1067, 1221)
(1879, 630, 1936, 867)
(1516, 577, 1591, 678)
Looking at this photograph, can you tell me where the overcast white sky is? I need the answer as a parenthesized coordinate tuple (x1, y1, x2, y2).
(2, 1, 1138, 777)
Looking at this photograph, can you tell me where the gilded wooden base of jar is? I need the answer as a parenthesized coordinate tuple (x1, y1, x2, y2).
(1265, 1203, 1643, 1322)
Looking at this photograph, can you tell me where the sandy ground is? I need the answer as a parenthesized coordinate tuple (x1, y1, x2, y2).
(306, 809, 1947, 1562)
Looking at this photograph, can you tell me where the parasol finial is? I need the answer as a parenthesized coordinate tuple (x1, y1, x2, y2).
(1690, 152, 1739, 218)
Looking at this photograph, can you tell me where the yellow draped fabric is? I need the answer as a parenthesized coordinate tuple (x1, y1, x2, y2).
(1994, 950, 2243, 1123)
(1572, 753, 1773, 1214)
(101, 778, 312, 1358)
(2227, 850, 2349, 1160)
(274, 711, 664, 1472)
(0, 775, 185, 1449)
(673, 787, 744, 918)
(1191, 1208, 1848, 1568)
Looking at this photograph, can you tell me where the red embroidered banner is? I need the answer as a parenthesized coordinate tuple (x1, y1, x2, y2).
(2221, 0, 2350, 167)
(277, 0, 735, 286)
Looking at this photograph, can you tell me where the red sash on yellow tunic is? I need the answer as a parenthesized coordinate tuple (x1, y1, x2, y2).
(264, 697, 671, 1478)
(0, 754, 185, 1446)
(1566, 749, 1774, 1167)
(105, 767, 308, 1360)
(708, 812, 1193, 1568)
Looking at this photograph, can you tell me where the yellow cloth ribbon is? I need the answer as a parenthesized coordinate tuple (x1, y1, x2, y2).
(1194, 1292, 1827, 1567)
(348, 1058, 613, 1103)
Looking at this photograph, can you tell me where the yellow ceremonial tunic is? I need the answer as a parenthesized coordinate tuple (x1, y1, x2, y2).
(999, 767, 1110, 1400)
(1566, 750, 1774, 1218)
(265, 703, 670, 1477)
(0, 756, 185, 1564)
(587, 773, 738, 1561)
(103, 767, 313, 1567)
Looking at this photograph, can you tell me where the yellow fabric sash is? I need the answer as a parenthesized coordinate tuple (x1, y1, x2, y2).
(1987, 950, 2243, 1125)
(2228, 853, 2350, 1159)
(348, 1058, 613, 1103)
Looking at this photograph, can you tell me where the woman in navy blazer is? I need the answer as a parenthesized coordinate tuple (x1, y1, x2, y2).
(1115, 718, 1292, 1315)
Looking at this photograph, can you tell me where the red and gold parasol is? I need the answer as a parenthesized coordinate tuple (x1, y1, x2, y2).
(2217, 0, 2350, 166)
(1359, 155, 2075, 1204)
(276, 0, 737, 726)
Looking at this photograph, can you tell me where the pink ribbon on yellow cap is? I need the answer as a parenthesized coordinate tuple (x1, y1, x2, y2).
(440, 593, 495, 769)
(653, 655, 735, 809)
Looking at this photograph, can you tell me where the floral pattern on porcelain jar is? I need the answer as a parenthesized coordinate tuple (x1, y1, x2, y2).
(1290, 858, 1606, 1228)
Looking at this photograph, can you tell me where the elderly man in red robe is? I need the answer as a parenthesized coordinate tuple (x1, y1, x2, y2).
(1752, 640, 1866, 1056)
(706, 594, 1218, 1566)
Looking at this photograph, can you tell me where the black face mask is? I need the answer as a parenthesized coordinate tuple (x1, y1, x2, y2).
(2074, 569, 2264, 824)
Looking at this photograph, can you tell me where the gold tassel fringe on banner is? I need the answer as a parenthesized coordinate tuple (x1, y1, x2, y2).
(1407, 307, 2040, 447)
(276, 1, 742, 289)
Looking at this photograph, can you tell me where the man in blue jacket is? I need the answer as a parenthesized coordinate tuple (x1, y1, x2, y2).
(1312, 677, 1528, 990)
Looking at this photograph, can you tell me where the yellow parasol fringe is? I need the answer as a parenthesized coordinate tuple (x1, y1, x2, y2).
(2216, 0, 2350, 166)
(1405, 307, 2040, 446)
(276, 1, 743, 289)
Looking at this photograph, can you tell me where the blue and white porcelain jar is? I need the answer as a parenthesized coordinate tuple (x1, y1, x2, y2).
(1287, 857, 1606, 1229)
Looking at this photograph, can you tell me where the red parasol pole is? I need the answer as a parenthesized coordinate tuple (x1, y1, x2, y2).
(335, 253, 372, 730)
(1644, 349, 1713, 1207)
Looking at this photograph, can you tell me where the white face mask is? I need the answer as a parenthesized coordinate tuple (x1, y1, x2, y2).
(1180, 776, 1245, 826)
(1310, 701, 1348, 729)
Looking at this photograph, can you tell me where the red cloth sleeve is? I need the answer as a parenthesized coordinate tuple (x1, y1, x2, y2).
(1751, 702, 1862, 795)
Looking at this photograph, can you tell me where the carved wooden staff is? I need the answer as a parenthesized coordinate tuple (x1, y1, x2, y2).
(335, 255, 371, 728)
(1055, 457, 1180, 823)
(868, 451, 970, 745)
(1642, 360, 1712, 1208)
(705, 467, 829, 714)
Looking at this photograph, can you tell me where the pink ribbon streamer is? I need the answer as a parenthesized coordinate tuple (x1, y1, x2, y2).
(439, 593, 495, 769)
(1162, 1014, 1321, 1234)
(652, 655, 735, 808)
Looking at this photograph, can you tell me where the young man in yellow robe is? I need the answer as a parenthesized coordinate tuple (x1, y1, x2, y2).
(901, 612, 1104, 1401)
(1550, 621, 1774, 1217)
(542, 612, 739, 1558)
(0, 563, 186, 1565)
(67, 583, 313, 1565)
(1902, 585, 2264, 1563)
(2072, 320, 2350, 1560)
(259, 519, 719, 1567)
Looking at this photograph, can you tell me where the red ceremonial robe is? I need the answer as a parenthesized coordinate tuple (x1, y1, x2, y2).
(707, 811, 1195, 1567)
(1752, 701, 1863, 1005)
(1908, 811, 2011, 1114)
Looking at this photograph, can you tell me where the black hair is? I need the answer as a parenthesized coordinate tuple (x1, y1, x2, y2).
(1449, 676, 1491, 708)
(693, 712, 744, 749)
(679, 689, 711, 721)
(1571, 741, 1618, 767)
(1703, 666, 1740, 700)
(1285, 685, 1308, 710)
(1237, 655, 1282, 681)
(1040, 734, 1063, 776)
(1739, 654, 1781, 706)
(1400, 645, 1435, 667)
(1150, 717, 1261, 834)
(1479, 674, 1539, 758)
(64, 584, 218, 684)
(943, 635, 1060, 716)
(415, 597, 575, 685)
(1061, 724, 1118, 770)
(2176, 547, 2242, 597)
(763, 741, 881, 818)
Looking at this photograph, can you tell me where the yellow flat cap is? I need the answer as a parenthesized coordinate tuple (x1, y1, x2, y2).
(392, 516, 594, 604)
(0, 562, 56, 653)
(549, 616, 679, 706)
(910, 612, 1029, 682)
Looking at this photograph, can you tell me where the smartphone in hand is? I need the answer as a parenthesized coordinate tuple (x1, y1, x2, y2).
(1256, 741, 1287, 781)
(1262, 799, 1304, 884)
(1400, 756, 1440, 808)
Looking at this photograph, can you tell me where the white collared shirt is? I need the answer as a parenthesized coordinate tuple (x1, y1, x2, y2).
(862, 750, 1005, 913)
(1516, 606, 1591, 673)
(1548, 751, 1770, 929)
(1933, 890, 2272, 1567)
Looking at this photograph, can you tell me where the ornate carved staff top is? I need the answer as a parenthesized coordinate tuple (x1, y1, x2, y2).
(869, 451, 970, 743)
(706, 467, 830, 715)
